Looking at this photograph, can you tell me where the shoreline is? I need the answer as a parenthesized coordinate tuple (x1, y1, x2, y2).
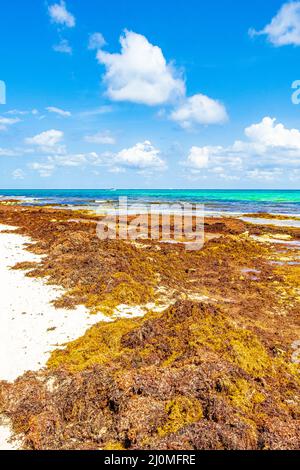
(0, 192, 300, 221)
(0, 224, 112, 449)
(0, 224, 111, 383)
(0, 205, 299, 450)
(0, 220, 161, 449)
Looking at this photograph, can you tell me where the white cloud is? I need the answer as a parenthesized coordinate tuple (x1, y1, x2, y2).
(84, 131, 116, 145)
(250, 2, 300, 46)
(27, 138, 165, 177)
(6, 109, 28, 116)
(182, 116, 300, 180)
(247, 168, 283, 181)
(25, 129, 63, 147)
(53, 39, 72, 54)
(217, 173, 240, 181)
(46, 106, 71, 117)
(95, 30, 228, 128)
(25, 129, 65, 154)
(29, 152, 102, 177)
(108, 166, 125, 174)
(170, 94, 228, 128)
(51, 152, 100, 167)
(48, 1, 75, 28)
(290, 168, 300, 180)
(183, 145, 240, 176)
(97, 30, 185, 105)
(88, 32, 106, 50)
(0, 147, 20, 156)
(185, 146, 211, 169)
(244, 116, 300, 148)
(12, 169, 25, 180)
(0, 116, 20, 131)
(114, 141, 166, 169)
(29, 162, 55, 178)
(79, 106, 114, 117)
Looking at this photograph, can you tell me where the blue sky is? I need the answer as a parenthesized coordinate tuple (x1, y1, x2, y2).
(0, 0, 300, 189)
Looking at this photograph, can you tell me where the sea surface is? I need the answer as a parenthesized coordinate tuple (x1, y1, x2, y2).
(1, 189, 300, 217)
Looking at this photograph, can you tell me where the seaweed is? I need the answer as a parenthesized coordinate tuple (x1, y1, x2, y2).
(0, 205, 299, 450)
(0, 301, 299, 450)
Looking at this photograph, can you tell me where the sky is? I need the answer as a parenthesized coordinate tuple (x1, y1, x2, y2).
(0, 0, 300, 189)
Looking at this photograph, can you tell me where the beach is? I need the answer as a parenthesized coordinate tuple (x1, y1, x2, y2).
(0, 202, 299, 450)
(3, 0, 300, 457)
(0, 224, 112, 448)
(0, 225, 112, 382)
(0, 220, 153, 448)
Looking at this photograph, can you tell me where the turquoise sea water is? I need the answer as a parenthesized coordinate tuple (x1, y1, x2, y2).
(0, 189, 300, 215)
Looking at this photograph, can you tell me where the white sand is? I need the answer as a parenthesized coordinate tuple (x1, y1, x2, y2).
(0, 224, 111, 382)
(0, 224, 111, 449)
(0, 224, 153, 448)
(0, 417, 21, 450)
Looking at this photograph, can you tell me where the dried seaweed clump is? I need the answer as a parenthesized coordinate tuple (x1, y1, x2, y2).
(1, 301, 299, 450)
(0, 204, 281, 316)
(47, 301, 273, 376)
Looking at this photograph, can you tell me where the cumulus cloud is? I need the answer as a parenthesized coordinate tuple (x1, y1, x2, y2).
(97, 30, 185, 106)
(183, 145, 241, 180)
(0, 116, 20, 131)
(12, 169, 25, 180)
(94, 30, 229, 127)
(183, 116, 300, 181)
(84, 131, 116, 145)
(48, 1, 75, 28)
(0, 147, 21, 156)
(185, 146, 211, 169)
(46, 106, 71, 117)
(88, 32, 106, 50)
(108, 166, 125, 174)
(290, 168, 300, 180)
(28, 143, 165, 176)
(25, 129, 63, 147)
(24, 134, 163, 179)
(244, 116, 300, 148)
(29, 152, 101, 177)
(29, 162, 55, 177)
(53, 39, 72, 54)
(249, 1, 300, 46)
(51, 152, 100, 167)
(113, 141, 166, 170)
(25, 129, 65, 154)
(247, 168, 283, 181)
(170, 94, 228, 128)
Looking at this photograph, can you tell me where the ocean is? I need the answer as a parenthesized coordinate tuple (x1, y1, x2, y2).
(1, 189, 300, 216)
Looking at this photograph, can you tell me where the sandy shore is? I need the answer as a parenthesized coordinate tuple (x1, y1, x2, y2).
(0, 223, 151, 449)
(0, 224, 111, 381)
(0, 224, 111, 448)
(0, 205, 299, 450)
